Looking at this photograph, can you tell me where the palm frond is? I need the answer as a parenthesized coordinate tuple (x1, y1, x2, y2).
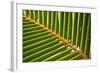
(22, 10, 91, 63)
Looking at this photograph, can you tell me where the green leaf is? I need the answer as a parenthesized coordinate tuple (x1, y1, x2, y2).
(63, 12, 68, 39)
(51, 11, 55, 31)
(80, 13, 89, 51)
(58, 12, 64, 36)
(84, 14, 91, 58)
(47, 11, 51, 29)
(67, 12, 72, 40)
(71, 12, 78, 45)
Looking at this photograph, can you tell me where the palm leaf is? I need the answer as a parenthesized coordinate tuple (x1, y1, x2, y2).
(22, 10, 91, 63)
